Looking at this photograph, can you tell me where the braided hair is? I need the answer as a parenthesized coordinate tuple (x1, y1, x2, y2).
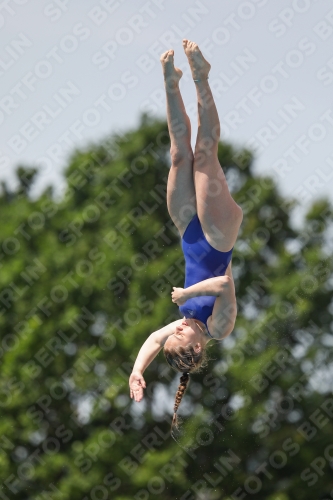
(164, 344, 208, 432)
(172, 372, 190, 429)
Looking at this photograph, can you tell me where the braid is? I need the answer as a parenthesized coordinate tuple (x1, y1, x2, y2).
(164, 342, 208, 435)
(172, 373, 190, 430)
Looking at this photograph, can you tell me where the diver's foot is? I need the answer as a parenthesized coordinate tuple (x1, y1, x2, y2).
(160, 49, 183, 90)
(183, 39, 211, 81)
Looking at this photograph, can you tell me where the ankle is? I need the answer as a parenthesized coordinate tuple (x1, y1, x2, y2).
(164, 80, 180, 92)
(193, 76, 209, 83)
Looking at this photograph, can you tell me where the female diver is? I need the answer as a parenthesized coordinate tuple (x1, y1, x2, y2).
(129, 40, 243, 428)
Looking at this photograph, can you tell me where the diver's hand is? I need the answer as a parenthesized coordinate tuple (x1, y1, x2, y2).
(171, 287, 187, 306)
(129, 371, 146, 402)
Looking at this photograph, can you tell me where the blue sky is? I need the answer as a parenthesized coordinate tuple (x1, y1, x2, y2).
(1, 0, 333, 224)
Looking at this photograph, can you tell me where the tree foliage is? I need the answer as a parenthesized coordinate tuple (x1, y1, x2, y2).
(1, 116, 333, 500)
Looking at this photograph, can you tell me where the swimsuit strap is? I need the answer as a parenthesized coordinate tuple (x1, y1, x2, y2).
(205, 322, 214, 339)
(194, 317, 214, 339)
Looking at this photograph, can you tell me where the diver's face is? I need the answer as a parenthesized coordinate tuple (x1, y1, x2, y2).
(164, 318, 203, 352)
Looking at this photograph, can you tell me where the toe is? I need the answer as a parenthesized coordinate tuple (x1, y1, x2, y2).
(160, 50, 170, 61)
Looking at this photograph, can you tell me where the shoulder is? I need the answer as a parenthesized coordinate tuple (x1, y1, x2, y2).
(206, 315, 234, 341)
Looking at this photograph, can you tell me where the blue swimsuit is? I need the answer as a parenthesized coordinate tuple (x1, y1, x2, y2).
(179, 214, 233, 337)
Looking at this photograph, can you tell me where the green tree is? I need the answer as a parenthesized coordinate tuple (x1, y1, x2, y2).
(0, 116, 332, 500)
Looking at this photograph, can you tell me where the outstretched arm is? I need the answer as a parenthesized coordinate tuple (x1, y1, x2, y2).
(129, 320, 181, 402)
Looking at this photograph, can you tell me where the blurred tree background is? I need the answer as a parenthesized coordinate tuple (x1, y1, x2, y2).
(1, 116, 333, 500)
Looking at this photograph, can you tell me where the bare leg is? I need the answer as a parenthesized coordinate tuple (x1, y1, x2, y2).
(183, 40, 243, 251)
(160, 50, 196, 235)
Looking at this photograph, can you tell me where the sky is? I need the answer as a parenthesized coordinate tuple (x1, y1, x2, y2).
(1, 0, 333, 224)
